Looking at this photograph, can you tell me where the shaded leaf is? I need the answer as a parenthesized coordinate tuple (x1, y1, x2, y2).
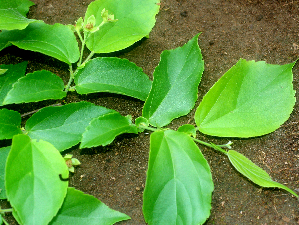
(143, 130, 213, 225)
(195, 59, 296, 137)
(26, 102, 114, 151)
(142, 34, 204, 127)
(85, 0, 160, 53)
(0, 109, 22, 139)
(80, 112, 138, 148)
(0, 146, 10, 199)
(227, 150, 298, 197)
(0, 62, 28, 106)
(5, 134, 69, 225)
(3, 70, 66, 105)
(0, 21, 79, 64)
(50, 188, 131, 225)
(75, 57, 152, 101)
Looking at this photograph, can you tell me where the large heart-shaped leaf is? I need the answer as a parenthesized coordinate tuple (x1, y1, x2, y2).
(143, 130, 213, 225)
(3, 70, 66, 105)
(85, 0, 160, 53)
(0, 109, 22, 140)
(227, 150, 298, 197)
(80, 112, 137, 148)
(0, 61, 28, 106)
(0, 0, 36, 30)
(74, 57, 152, 101)
(50, 188, 131, 224)
(25, 102, 115, 151)
(0, 21, 79, 64)
(142, 34, 204, 127)
(0, 146, 10, 199)
(5, 134, 69, 225)
(195, 59, 296, 137)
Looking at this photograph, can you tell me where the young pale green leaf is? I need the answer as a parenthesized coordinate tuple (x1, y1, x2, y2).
(0, 146, 10, 199)
(5, 134, 69, 225)
(0, 21, 79, 64)
(74, 57, 152, 101)
(195, 59, 296, 137)
(227, 150, 298, 197)
(80, 112, 138, 148)
(143, 130, 214, 225)
(3, 70, 66, 105)
(0, 109, 22, 140)
(50, 187, 131, 224)
(142, 34, 204, 127)
(26, 102, 115, 151)
(0, 61, 27, 106)
(85, 0, 160, 53)
(177, 124, 197, 138)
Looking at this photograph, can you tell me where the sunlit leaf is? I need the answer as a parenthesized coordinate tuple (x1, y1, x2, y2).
(3, 70, 66, 105)
(0, 21, 79, 64)
(85, 0, 160, 53)
(75, 57, 152, 101)
(142, 34, 204, 127)
(80, 112, 138, 148)
(143, 130, 213, 225)
(5, 134, 69, 225)
(50, 188, 131, 224)
(0, 109, 22, 140)
(227, 150, 298, 197)
(26, 102, 115, 151)
(195, 59, 296, 137)
(0, 146, 10, 199)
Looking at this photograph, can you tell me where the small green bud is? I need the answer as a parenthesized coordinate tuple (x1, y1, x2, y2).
(101, 8, 118, 23)
(75, 17, 84, 32)
(84, 15, 99, 33)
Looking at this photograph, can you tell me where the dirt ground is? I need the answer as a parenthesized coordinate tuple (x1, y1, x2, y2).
(1, 0, 299, 224)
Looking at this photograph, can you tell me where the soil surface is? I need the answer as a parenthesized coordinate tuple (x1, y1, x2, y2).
(1, 0, 299, 224)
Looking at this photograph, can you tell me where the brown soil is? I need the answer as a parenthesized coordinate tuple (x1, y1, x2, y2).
(1, 0, 299, 224)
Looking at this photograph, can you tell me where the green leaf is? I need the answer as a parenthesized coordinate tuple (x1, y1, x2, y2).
(85, 0, 160, 53)
(177, 124, 197, 138)
(0, 146, 10, 199)
(80, 112, 138, 148)
(227, 150, 298, 197)
(26, 102, 115, 151)
(0, 0, 35, 30)
(143, 130, 214, 225)
(3, 70, 66, 105)
(195, 59, 296, 137)
(0, 21, 79, 64)
(0, 109, 22, 140)
(74, 57, 152, 101)
(50, 187, 131, 224)
(142, 34, 204, 127)
(5, 134, 69, 225)
(0, 62, 28, 106)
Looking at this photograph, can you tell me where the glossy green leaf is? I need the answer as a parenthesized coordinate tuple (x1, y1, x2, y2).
(0, 62, 28, 106)
(50, 188, 131, 224)
(142, 34, 204, 127)
(80, 112, 138, 148)
(0, 21, 79, 64)
(26, 102, 114, 151)
(195, 59, 296, 137)
(5, 134, 69, 225)
(74, 57, 152, 101)
(85, 0, 160, 53)
(0, 109, 22, 140)
(3, 70, 66, 105)
(227, 150, 298, 197)
(0, 0, 36, 31)
(0, 146, 10, 199)
(143, 130, 213, 225)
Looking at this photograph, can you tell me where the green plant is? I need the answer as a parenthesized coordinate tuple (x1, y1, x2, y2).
(0, 0, 298, 225)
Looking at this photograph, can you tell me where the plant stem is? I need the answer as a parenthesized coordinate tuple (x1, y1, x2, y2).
(64, 64, 74, 92)
(82, 51, 95, 65)
(0, 208, 13, 213)
(2, 217, 9, 225)
(192, 138, 227, 154)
